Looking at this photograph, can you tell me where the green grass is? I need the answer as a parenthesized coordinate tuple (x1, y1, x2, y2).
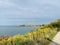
(0, 27, 58, 45)
(0, 19, 60, 45)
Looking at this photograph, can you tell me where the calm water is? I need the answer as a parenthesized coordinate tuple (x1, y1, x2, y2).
(0, 26, 38, 36)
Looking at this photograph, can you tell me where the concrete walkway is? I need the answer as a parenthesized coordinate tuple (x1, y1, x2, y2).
(50, 31, 60, 45)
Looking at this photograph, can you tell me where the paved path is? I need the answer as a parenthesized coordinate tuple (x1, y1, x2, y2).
(50, 31, 60, 45)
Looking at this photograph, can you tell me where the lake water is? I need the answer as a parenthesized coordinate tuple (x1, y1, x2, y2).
(0, 26, 38, 36)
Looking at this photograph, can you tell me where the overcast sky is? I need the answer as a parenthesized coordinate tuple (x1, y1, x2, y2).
(0, 0, 60, 25)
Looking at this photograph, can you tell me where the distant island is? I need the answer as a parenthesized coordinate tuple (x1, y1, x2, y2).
(19, 24, 40, 27)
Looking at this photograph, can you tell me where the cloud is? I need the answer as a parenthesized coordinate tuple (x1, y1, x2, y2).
(0, 0, 60, 25)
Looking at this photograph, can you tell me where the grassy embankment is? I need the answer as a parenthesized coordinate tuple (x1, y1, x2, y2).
(0, 19, 60, 45)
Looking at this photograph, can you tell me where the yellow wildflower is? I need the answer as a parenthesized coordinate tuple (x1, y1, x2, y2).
(28, 33, 32, 36)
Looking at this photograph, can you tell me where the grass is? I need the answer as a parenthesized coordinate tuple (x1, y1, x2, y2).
(0, 27, 58, 45)
(0, 19, 60, 45)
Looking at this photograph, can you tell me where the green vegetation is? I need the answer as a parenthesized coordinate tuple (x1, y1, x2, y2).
(0, 19, 60, 45)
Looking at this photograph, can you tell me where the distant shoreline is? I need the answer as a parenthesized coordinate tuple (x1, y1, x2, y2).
(19, 25, 40, 27)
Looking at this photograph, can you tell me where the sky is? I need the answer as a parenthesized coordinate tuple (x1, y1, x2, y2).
(0, 0, 60, 25)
